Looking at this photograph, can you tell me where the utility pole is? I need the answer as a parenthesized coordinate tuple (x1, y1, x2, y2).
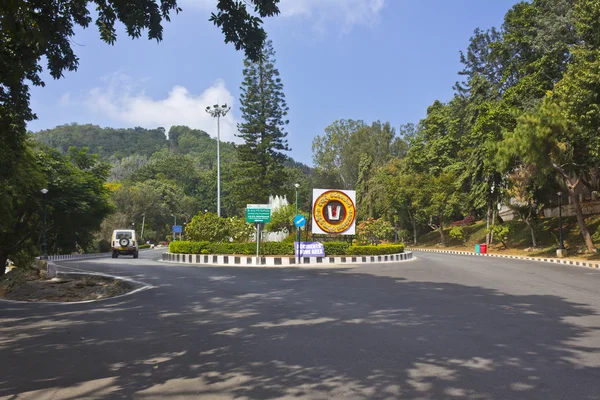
(141, 213, 146, 241)
(206, 104, 231, 218)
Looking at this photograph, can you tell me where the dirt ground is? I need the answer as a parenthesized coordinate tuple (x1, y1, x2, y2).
(0, 270, 135, 302)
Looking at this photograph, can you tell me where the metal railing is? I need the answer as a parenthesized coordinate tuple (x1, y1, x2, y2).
(45, 252, 112, 261)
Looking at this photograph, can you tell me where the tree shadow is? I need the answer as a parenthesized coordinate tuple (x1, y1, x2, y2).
(1, 265, 600, 399)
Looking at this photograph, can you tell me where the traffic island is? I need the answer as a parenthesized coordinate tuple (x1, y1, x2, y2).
(162, 251, 413, 267)
(0, 261, 148, 303)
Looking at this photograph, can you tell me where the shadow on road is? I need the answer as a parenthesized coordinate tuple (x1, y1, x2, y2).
(1, 266, 599, 399)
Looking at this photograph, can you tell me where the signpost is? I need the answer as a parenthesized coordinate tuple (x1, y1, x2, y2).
(293, 215, 306, 228)
(246, 204, 271, 223)
(246, 204, 271, 264)
(172, 225, 182, 242)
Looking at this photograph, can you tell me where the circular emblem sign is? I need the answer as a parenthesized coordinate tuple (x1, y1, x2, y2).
(313, 190, 356, 234)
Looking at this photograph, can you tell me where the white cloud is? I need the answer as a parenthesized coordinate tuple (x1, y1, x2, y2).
(179, 0, 386, 31)
(279, 0, 385, 31)
(85, 73, 240, 142)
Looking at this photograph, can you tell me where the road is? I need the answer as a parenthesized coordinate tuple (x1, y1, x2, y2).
(2, 250, 600, 399)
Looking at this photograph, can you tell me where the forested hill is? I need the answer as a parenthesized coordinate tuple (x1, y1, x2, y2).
(31, 123, 315, 217)
(32, 123, 239, 162)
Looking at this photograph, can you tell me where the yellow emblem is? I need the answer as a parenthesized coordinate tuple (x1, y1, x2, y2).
(313, 190, 356, 234)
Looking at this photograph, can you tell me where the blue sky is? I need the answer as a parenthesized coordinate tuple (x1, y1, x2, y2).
(29, 0, 519, 166)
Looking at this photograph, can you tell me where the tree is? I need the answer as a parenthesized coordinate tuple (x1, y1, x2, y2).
(0, 142, 113, 275)
(424, 171, 462, 247)
(506, 164, 542, 248)
(1, 0, 281, 181)
(312, 120, 366, 189)
(235, 39, 290, 204)
(500, 99, 597, 252)
(312, 120, 396, 190)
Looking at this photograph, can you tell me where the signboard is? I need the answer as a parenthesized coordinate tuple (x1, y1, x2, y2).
(172, 225, 182, 233)
(312, 189, 357, 235)
(246, 204, 271, 223)
(295, 242, 325, 257)
(293, 215, 306, 228)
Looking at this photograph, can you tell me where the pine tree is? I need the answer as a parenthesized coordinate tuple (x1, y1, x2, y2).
(236, 39, 290, 205)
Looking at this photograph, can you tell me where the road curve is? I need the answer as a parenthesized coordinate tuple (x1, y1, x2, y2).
(1, 250, 600, 399)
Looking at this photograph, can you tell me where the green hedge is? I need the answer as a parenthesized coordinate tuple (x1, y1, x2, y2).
(323, 242, 350, 256)
(169, 241, 295, 256)
(139, 244, 151, 249)
(169, 241, 404, 256)
(347, 244, 404, 255)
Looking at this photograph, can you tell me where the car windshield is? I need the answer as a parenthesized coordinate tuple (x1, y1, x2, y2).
(115, 232, 132, 240)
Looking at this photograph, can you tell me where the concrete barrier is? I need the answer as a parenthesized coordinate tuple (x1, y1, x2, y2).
(407, 248, 600, 269)
(162, 251, 413, 267)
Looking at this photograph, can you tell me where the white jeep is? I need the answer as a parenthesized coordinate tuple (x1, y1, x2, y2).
(111, 229, 139, 259)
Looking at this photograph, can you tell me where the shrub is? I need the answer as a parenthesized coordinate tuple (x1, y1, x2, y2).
(185, 213, 229, 242)
(357, 218, 394, 244)
(487, 225, 510, 249)
(169, 241, 210, 254)
(139, 244, 151, 249)
(169, 241, 295, 256)
(347, 244, 404, 256)
(226, 217, 255, 243)
(449, 226, 466, 243)
(323, 242, 350, 256)
(593, 225, 600, 243)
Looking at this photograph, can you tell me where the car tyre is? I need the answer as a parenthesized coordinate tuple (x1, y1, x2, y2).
(133, 251, 139, 259)
(112, 252, 118, 259)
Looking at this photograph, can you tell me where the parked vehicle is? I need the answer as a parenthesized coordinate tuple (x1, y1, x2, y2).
(111, 229, 139, 259)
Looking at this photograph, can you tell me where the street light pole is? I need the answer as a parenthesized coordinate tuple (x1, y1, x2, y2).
(206, 104, 231, 218)
(141, 213, 146, 241)
(294, 183, 300, 262)
(558, 192, 565, 250)
(41, 189, 48, 260)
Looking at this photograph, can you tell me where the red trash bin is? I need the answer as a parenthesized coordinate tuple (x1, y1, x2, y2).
(480, 244, 487, 254)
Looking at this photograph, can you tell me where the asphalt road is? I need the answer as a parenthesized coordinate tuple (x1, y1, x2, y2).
(2, 250, 600, 399)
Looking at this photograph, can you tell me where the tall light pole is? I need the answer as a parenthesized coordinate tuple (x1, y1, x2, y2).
(294, 183, 300, 263)
(294, 183, 300, 240)
(558, 192, 565, 250)
(41, 189, 49, 260)
(140, 213, 146, 242)
(206, 104, 231, 218)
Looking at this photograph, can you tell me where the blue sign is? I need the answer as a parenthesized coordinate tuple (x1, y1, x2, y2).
(295, 242, 325, 257)
(172, 225, 182, 233)
(293, 215, 307, 228)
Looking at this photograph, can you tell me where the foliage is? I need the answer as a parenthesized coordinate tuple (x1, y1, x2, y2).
(226, 217, 255, 243)
(312, 120, 396, 190)
(235, 39, 290, 204)
(0, 141, 113, 275)
(323, 242, 350, 256)
(1, 0, 280, 181)
(488, 225, 511, 249)
(139, 244, 151, 250)
(347, 244, 405, 256)
(357, 218, 394, 245)
(185, 212, 253, 243)
(265, 204, 309, 233)
(449, 227, 467, 243)
(169, 241, 404, 256)
(169, 241, 294, 256)
(185, 212, 231, 243)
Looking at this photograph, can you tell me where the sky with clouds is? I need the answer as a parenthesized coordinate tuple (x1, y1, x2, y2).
(29, 0, 519, 166)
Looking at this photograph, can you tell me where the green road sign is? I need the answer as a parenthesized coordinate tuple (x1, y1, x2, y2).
(246, 205, 271, 223)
